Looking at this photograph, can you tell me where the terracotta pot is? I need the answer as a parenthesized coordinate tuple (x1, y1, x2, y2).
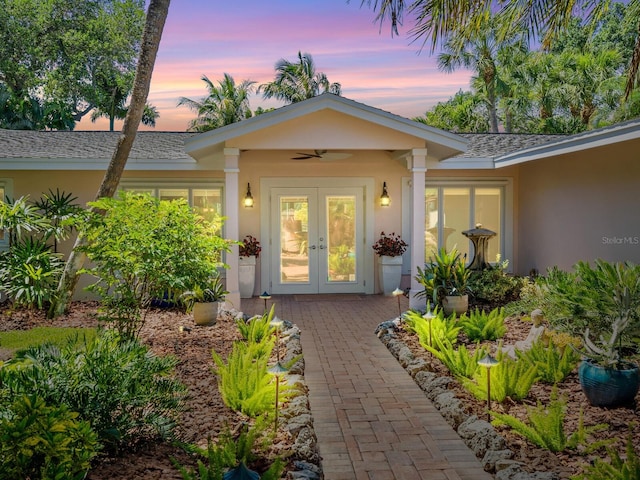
(193, 302, 218, 326)
(442, 294, 468, 316)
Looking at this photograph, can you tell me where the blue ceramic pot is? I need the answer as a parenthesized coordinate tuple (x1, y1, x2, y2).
(578, 359, 640, 408)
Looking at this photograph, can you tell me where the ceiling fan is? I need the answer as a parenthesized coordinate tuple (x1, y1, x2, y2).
(291, 149, 351, 161)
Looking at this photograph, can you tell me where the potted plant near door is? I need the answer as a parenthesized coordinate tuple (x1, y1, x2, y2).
(543, 260, 640, 408)
(239, 235, 261, 298)
(372, 232, 407, 295)
(181, 276, 228, 326)
(416, 247, 471, 315)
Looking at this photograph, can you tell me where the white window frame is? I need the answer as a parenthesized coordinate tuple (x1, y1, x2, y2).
(402, 177, 513, 272)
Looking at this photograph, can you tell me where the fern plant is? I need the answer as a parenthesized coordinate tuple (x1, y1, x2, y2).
(236, 305, 277, 345)
(459, 307, 507, 342)
(491, 388, 610, 453)
(518, 338, 580, 384)
(405, 309, 460, 353)
(426, 335, 487, 379)
(212, 340, 280, 417)
(572, 430, 640, 480)
(462, 350, 539, 402)
(173, 420, 284, 480)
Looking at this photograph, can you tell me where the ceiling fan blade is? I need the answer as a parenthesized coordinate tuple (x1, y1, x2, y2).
(291, 151, 322, 160)
(291, 155, 312, 160)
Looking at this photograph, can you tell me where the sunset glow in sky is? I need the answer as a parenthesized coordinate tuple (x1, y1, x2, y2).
(77, 0, 472, 131)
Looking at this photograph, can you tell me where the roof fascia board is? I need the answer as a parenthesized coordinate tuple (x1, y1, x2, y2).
(427, 157, 495, 169)
(0, 158, 201, 171)
(495, 122, 640, 167)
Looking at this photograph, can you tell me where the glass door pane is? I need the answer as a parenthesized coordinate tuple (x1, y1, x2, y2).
(326, 196, 356, 283)
(279, 196, 310, 284)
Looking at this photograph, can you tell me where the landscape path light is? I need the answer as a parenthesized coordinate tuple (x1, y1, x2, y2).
(259, 291, 271, 313)
(423, 302, 436, 353)
(268, 362, 289, 433)
(392, 288, 404, 318)
(270, 315, 284, 363)
(477, 353, 500, 422)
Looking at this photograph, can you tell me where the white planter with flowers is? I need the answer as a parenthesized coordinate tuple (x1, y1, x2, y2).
(372, 232, 407, 296)
(238, 235, 261, 299)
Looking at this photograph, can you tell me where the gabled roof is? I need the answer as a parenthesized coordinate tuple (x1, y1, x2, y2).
(184, 93, 469, 163)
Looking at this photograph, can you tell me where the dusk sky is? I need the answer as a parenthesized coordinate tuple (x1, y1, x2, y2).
(78, 0, 472, 131)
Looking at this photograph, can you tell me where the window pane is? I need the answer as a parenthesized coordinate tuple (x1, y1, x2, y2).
(122, 188, 155, 195)
(193, 188, 222, 223)
(425, 188, 439, 260)
(159, 188, 188, 201)
(443, 188, 470, 259)
(475, 188, 501, 262)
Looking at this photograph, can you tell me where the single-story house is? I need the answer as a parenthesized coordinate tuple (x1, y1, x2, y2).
(1, 93, 639, 309)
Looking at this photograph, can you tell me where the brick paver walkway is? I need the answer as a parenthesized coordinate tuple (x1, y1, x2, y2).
(242, 294, 492, 480)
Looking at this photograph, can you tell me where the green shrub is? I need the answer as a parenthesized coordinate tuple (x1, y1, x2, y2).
(80, 192, 232, 338)
(518, 338, 580, 384)
(462, 350, 539, 402)
(0, 395, 99, 480)
(426, 335, 487, 379)
(491, 388, 609, 453)
(0, 237, 64, 310)
(468, 260, 525, 305)
(404, 309, 460, 352)
(1, 330, 186, 449)
(572, 431, 640, 480)
(459, 307, 507, 342)
(212, 339, 283, 417)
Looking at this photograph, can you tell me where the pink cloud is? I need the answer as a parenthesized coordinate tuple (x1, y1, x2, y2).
(76, 0, 472, 131)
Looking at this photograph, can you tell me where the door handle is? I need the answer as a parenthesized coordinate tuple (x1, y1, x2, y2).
(309, 245, 316, 250)
(319, 245, 326, 250)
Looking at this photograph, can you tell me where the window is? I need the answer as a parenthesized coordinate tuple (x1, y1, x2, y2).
(119, 181, 223, 225)
(425, 183, 505, 263)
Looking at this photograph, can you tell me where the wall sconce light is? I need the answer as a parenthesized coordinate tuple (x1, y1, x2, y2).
(380, 182, 390, 207)
(243, 183, 254, 208)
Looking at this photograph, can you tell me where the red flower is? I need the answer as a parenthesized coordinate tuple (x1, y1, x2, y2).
(372, 231, 407, 257)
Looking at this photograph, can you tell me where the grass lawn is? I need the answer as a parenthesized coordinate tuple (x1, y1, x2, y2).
(0, 327, 98, 355)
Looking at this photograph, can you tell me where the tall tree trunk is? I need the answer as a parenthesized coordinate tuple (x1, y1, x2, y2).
(48, 0, 171, 318)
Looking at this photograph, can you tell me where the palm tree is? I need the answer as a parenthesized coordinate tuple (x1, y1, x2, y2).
(51, 0, 171, 318)
(259, 51, 341, 103)
(177, 73, 255, 131)
(437, 20, 503, 132)
(360, 0, 640, 98)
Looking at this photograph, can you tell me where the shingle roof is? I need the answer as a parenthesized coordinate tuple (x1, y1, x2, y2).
(1, 129, 562, 162)
(455, 133, 561, 158)
(0, 130, 194, 160)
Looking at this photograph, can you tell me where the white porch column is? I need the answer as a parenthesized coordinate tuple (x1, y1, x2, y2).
(408, 148, 427, 310)
(224, 148, 241, 309)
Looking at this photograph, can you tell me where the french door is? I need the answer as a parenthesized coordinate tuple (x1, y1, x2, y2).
(270, 187, 364, 294)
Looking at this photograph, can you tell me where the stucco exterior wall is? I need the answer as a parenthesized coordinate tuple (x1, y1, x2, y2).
(516, 139, 640, 274)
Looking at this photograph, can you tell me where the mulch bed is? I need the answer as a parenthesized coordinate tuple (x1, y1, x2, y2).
(0, 302, 293, 480)
(396, 313, 640, 478)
